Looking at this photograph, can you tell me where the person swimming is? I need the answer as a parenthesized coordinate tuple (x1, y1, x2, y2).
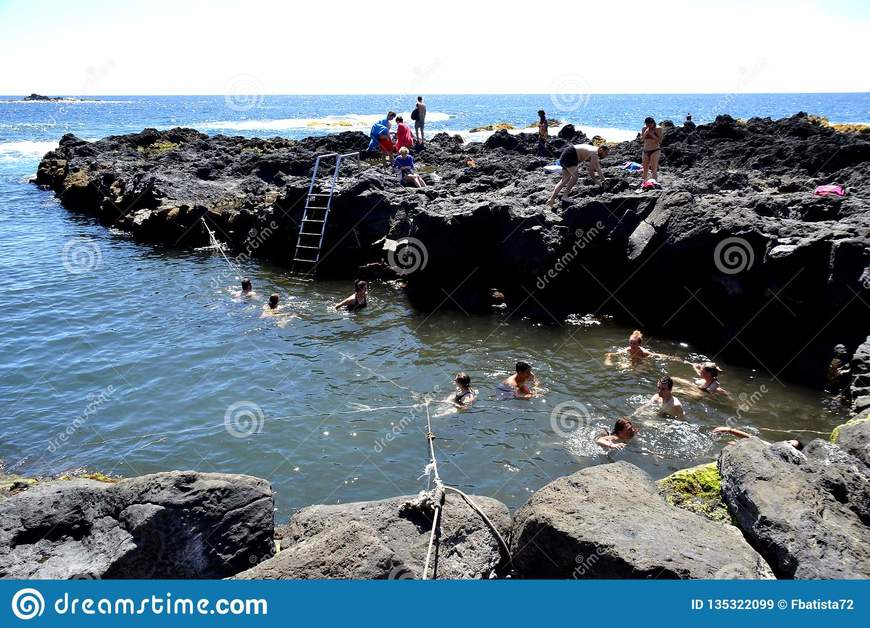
(241, 278, 256, 297)
(451, 372, 477, 407)
(267, 293, 279, 309)
(712, 426, 803, 450)
(335, 280, 368, 312)
(595, 417, 637, 451)
(694, 362, 725, 394)
(605, 330, 651, 365)
(498, 361, 536, 399)
(649, 376, 685, 419)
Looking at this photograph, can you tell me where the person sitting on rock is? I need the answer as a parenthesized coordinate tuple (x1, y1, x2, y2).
(683, 114, 696, 132)
(451, 372, 477, 407)
(498, 361, 536, 399)
(393, 147, 426, 188)
(546, 144, 609, 207)
(367, 112, 396, 167)
(395, 116, 415, 153)
(595, 417, 637, 451)
(335, 279, 368, 312)
(640, 116, 663, 182)
(712, 426, 803, 450)
(649, 376, 685, 419)
(694, 362, 726, 394)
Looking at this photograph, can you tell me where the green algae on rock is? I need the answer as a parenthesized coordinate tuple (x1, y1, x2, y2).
(657, 462, 730, 523)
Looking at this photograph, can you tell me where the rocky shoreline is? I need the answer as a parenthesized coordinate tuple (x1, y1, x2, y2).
(3, 406, 867, 579)
(34, 113, 870, 386)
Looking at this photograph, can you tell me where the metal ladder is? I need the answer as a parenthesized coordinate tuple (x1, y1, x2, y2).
(292, 152, 358, 273)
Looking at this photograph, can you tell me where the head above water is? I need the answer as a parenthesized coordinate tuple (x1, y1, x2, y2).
(629, 330, 644, 347)
(354, 279, 367, 294)
(644, 116, 656, 127)
(657, 376, 674, 392)
(455, 372, 471, 388)
(241, 278, 252, 292)
(268, 293, 279, 308)
(612, 417, 637, 438)
(701, 362, 721, 378)
(515, 361, 531, 374)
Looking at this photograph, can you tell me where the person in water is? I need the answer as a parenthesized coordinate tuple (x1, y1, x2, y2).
(240, 278, 256, 298)
(650, 376, 685, 419)
(712, 426, 803, 450)
(640, 116, 663, 182)
(393, 147, 426, 188)
(694, 361, 726, 394)
(394, 116, 414, 153)
(267, 293, 280, 309)
(546, 144, 609, 206)
(452, 372, 477, 407)
(335, 279, 368, 312)
(595, 417, 637, 451)
(499, 361, 536, 399)
(537, 109, 548, 157)
(604, 330, 651, 365)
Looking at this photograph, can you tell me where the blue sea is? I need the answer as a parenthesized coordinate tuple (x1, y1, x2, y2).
(0, 94, 863, 514)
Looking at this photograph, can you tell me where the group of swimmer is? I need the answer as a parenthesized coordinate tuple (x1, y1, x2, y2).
(237, 277, 369, 323)
(444, 329, 804, 455)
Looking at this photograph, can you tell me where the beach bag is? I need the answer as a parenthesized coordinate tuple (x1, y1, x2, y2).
(410, 107, 419, 121)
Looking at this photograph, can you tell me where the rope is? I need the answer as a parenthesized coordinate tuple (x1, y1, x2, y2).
(200, 217, 241, 277)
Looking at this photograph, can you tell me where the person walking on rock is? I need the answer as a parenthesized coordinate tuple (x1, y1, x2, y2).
(640, 116, 663, 181)
(412, 97, 426, 146)
(537, 109, 548, 157)
(546, 144, 609, 206)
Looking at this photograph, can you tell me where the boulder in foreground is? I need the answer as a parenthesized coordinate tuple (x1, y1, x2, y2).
(0, 471, 274, 579)
(234, 492, 510, 579)
(511, 461, 772, 579)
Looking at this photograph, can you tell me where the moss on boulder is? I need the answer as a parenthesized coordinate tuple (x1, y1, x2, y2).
(657, 462, 730, 523)
(830, 413, 870, 443)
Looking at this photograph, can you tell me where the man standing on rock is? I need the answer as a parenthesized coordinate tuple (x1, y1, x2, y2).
(413, 97, 426, 146)
(546, 144, 609, 207)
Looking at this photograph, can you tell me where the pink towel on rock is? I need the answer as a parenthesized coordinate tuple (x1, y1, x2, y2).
(814, 184, 845, 197)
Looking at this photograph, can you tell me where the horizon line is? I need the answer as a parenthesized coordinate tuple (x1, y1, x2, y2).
(3, 91, 870, 97)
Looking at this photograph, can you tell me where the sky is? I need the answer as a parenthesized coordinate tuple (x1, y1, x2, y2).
(0, 0, 868, 95)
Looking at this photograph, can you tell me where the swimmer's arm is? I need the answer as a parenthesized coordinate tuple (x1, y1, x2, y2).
(334, 295, 355, 310)
(713, 427, 750, 439)
(595, 435, 624, 451)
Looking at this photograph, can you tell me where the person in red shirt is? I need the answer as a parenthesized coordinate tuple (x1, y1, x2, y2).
(394, 115, 415, 152)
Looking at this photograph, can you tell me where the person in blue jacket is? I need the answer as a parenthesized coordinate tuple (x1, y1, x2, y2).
(368, 111, 396, 166)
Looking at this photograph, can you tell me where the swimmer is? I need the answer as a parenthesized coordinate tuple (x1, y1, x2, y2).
(241, 278, 256, 298)
(605, 330, 651, 365)
(451, 372, 477, 407)
(335, 280, 368, 312)
(649, 376, 685, 419)
(499, 361, 536, 399)
(712, 426, 803, 450)
(267, 293, 280, 309)
(693, 361, 726, 394)
(595, 417, 637, 451)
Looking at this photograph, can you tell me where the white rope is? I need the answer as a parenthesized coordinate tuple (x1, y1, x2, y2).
(200, 217, 241, 277)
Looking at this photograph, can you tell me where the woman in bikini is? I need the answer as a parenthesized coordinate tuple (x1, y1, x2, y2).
(595, 417, 638, 451)
(693, 362, 726, 394)
(640, 116, 663, 182)
(451, 372, 477, 407)
(334, 280, 368, 312)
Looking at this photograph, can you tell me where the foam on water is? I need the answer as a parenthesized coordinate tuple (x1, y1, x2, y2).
(199, 111, 453, 132)
(0, 140, 59, 160)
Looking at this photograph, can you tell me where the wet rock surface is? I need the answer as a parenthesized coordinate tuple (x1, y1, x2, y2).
(0, 471, 274, 579)
(510, 461, 773, 579)
(34, 114, 870, 385)
(719, 437, 870, 578)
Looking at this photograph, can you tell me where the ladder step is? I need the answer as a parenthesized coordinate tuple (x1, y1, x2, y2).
(296, 245, 319, 249)
(293, 258, 317, 264)
(302, 219, 325, 224)
(299, 232, 322, 237)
